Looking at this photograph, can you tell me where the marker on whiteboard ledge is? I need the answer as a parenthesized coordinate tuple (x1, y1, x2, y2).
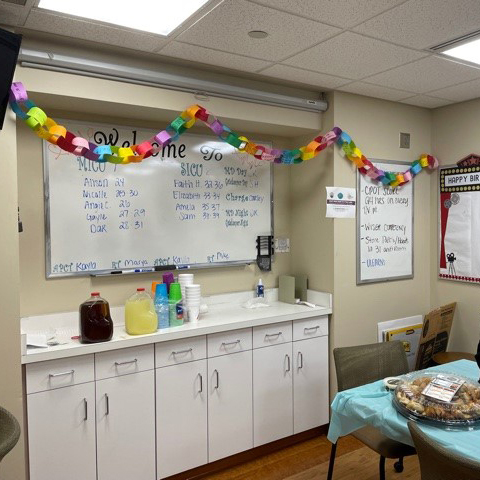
(176, 265, 190, 270)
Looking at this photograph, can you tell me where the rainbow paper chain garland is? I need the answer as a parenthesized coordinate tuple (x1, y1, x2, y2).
(9, 82, 438, 188)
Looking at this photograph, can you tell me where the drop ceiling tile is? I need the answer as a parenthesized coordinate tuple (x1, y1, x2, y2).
(400, 95, 454, 108)
(283, 32, 426, 80)
(427, 78, 480, 103)
(24, 9, 167, 52)
(338, 82, 412, 101)
(259, 64, 350, 89)
(365, 56, 480, 93)
(176, 0, 341, 61)
(158, 41, 271, 73)
(251, 0, 405, 28)
(354, 0, 480, 49)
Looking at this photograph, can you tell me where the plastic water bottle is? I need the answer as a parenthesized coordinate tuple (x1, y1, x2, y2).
(154, 283, 170, 329)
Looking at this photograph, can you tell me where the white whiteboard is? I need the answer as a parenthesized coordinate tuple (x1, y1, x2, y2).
(44, 120, 272, 277)
(357, 161, 414, 284)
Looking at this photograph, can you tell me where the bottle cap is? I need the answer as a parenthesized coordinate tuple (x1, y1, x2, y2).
(91, 292, 100, 296)
(137, 287, 145, 292)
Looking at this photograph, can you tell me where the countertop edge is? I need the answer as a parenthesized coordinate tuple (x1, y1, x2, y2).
(22, 306, 332, 364)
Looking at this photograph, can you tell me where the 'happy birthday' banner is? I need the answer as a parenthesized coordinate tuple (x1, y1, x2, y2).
(9, 82, 438, 188)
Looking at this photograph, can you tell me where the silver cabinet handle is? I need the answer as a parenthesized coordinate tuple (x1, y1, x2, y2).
(298, 351, 304, 369)
(49, 369, 74, 378)
(198, 373, 203, 393)
(285, 354, 291, 373)
(114, 358, 138, 366)
(265, 332, 282, 339)
(172, 348, 193, 356)
(83, 398, 88, 421)
(304, 326, 319, 334)
(213, 369, 219, 389)
(105, 393, 109, 416)
(221, 340, 240, 347)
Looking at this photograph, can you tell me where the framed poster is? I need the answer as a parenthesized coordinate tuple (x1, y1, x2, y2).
(357, 160, 414, 284)
(439, 165, 480, 284)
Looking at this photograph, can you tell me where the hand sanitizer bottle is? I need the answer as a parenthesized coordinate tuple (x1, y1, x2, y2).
(256, 279, 264, 298)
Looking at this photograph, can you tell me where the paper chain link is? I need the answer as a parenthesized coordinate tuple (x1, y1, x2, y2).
(9, 82, 438, 188)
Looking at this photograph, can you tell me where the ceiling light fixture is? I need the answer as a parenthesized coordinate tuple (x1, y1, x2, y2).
(37, 0, 209, 36)
(248, 30, 268, 39)
(432, 31, 480, 67)
(442, 37, 480, 66)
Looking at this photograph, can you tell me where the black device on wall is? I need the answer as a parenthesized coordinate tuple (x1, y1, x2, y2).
(0, 27, 22, 130)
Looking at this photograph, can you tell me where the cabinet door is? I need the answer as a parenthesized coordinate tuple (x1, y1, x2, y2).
(96, 370, 156, 480)
(253, 343, 293, 446)
(156, 360, 207, 479)
(208, 350, 253, 462)
(293, 335, 329, 434)
(27, 383, 96, 480)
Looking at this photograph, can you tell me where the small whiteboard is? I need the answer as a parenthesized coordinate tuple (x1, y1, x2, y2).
(44, 119, 272, 277)
(357, 160, 414, 284)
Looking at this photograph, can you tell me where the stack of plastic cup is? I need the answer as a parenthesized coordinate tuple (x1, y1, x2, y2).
(168, 283, 184, 327)
(184, 284, 201, 323)
(178, 274, 194, 300)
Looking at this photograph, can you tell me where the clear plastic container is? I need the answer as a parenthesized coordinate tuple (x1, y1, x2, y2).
(79, 292, 113, 344)
(154, 283, 169, 330)
(125, 288, 158, 335)
(393, 371, 480, 429)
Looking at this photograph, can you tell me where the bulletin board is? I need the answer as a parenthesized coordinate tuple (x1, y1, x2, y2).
(43, 119, 273, 277)
(357, 160, 414, 284)
(439, 165, 480, 284)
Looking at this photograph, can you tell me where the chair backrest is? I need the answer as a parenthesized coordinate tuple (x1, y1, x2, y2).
(408, 421, 480, 480)
(333, 341, 409, 391)
(0, 406, 21, 463)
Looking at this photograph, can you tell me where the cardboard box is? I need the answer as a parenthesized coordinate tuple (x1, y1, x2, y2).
(414, 302, 456, 370)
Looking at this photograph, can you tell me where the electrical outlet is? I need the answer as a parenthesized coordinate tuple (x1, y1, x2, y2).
(400, 132, 410, 149)
(275, 237, 290, 253)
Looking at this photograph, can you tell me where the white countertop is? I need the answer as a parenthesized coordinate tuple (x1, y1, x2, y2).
(21, 289, 332, 364)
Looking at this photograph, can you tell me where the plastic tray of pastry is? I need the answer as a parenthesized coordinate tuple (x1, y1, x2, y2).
(393, 371, 480, 430)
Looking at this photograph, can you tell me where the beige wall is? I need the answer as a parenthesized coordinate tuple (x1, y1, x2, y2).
(290, 91, 434, 394)
(431, 98, 480, 354)
(332, 92, 433, 356)
(15, 66, 322, 316)
(290, 92, 334, 294)
(0, 104, 26, 478)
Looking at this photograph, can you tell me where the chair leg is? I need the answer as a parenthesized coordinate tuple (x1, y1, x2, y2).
(327, 442, 337, 480)
(394, 457, 404, 473)
(379, 455, 386, 480)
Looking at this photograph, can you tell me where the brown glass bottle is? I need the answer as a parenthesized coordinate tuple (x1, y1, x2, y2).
(79, 292, 113, 343)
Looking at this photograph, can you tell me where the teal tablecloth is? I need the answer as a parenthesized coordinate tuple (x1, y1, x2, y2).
(328, 360, 480, 461)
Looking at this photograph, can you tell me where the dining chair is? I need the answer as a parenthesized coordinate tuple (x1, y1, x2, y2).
(0, 406, 21, 464)
(408, 421, 480, 479)
(327, 341, 416, 480)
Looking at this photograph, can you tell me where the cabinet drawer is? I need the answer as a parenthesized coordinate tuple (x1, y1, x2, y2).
(293, 316, 328, 341)
(95, 345, 154, 380)
(155, 336, 206, 368)
(26, 355, 94, 394)
(253, 322, 292, 349)
(207, 328, 252, 357)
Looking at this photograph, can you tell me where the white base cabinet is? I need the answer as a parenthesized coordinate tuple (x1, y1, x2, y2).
(253, 342, 293, 447)
(25, 315, 329, 480)
(27, 383, 96, 480)
(208, 350, 253, 462)
(156, 359, 208, 479)
(293, 335, 329, 434)
(96, 370, 156, 480)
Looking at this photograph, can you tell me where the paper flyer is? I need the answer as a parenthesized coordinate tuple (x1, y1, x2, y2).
(326, 187, 356, 218)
